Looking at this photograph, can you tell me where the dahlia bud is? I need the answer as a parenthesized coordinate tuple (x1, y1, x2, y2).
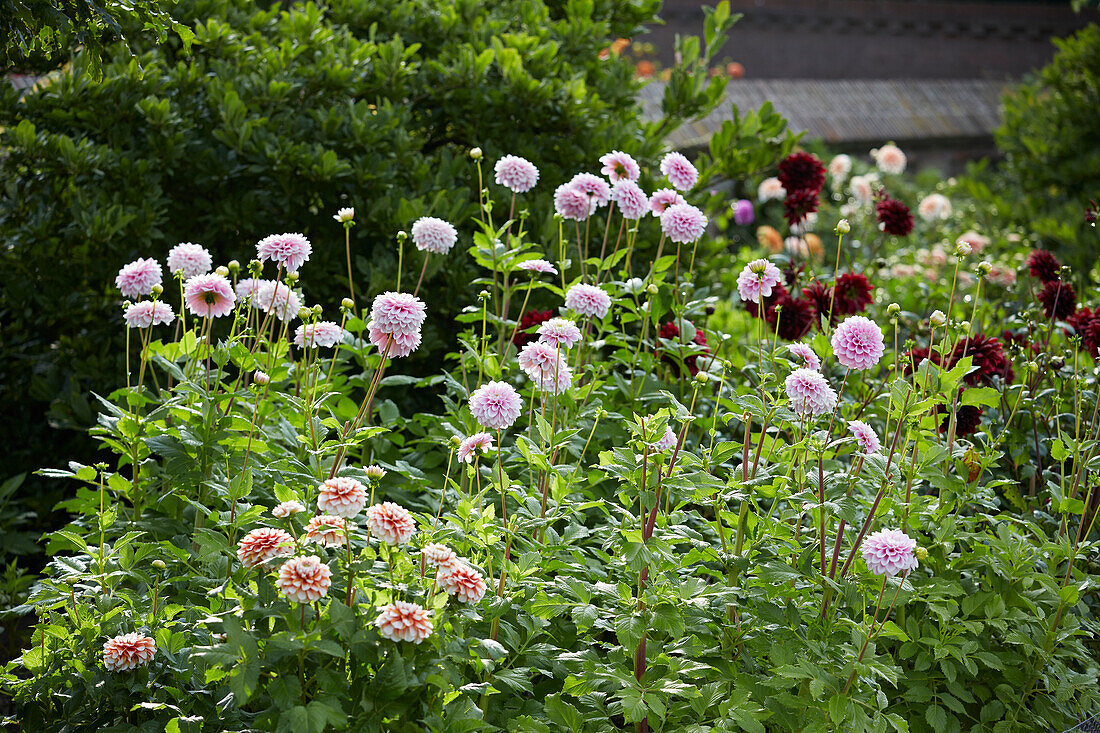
(215, 265, 230, 277)
(364, 465, 387, 480)
(1051, 356, 1065, 370)
(835, 219, 850, 235)
(886, 303, 901, 317)
(478, 290, 491, 300)
(1027, 361, 1039, 373)
(597, 408, 608, 419)
(977, 261, 992, 277)
(297, 306, 312, 320)
(151, 559, 166, 569)
(249, 259, 263, 275)
(449, 435, 462, 447)
(914, 546, 928, 560)
(341, 297, 355, 310)
(623, 277, 645, 295)
(955, 240, 972, 257)
(254, 370, 270, 386)
(646, 284, 659, 296)
(959, 320, 971, 333)
(312, 304, 323, 318)
(929, 310, 946, 328)
(694, 372, 708, 384)
(150, 284, 164, 298)
(396, 231, 408, 243)
(228, 260, 240, 274)
(470, 147, 483, 160)
(286, 272, 299, 284)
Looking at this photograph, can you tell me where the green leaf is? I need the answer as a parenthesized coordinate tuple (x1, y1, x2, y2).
(925, 704, 947, 732)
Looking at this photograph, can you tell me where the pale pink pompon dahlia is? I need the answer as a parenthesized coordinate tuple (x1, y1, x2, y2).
(786, 343, 821, 371)
(861, 528, 918, 577)
(649, 188, 686, 217)
(659, 151, 698, 191)
(831, 316, 885, 371)
(116, 258, 163, 300)
(295, 321, 345, 349)
(532, 361, 573, 395)
(651, 425, 678, 453)
(304, 514, 347, 547)
(411, 216, 458, 255)
(317, 477, 369, 518)
(276, 555, 332, 603)
(757, 177, 786, 203)
(124, 301, 174, 329)
(166, 242, 212, 279)
(847, 420, 881, 455)
(457, 432, 495, 463)
(785, 368, 838, 417)
(660, 203, 708, 244)
(370, 292, 426, 336)
(518, 340, 560, 380)
(365, 502, 417, 546)
(422, 542, 457, 568)
(517, 259, 557, 275)
(256, 232, 312, 273)
(554, 183, 596, 222)
(183, 273, 237, 318)
(599, 150, 640, 183)
(564, 283, 612, 319)
(375, 601, 433, 644)
(469, 380, 523, 430)
(736, 259, 783, 303)
(436, 561, 487, 604)
(872, 144, 907, 175)
(272, 500, 306, 518)
(237, 527, 295, 568)
(494, 155, 539, 193)
(103, 632, 156, 672)
(611, 180, 649, 220)
(253, 280, 300, 322)
(568, 172, 612, 207)
(538, 318, 582, 349)
(369, 326, 422, 359)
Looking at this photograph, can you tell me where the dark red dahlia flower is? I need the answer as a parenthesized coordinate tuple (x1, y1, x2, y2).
(1038, 280, 1076, 320)
(783, 188, 820, 227)
(801, 280, 833, 328)
(1067, 307, 1100, 356)
(769, 295, 816, 340)
(832, 273, 875, 316)
(941, 403, 982, 437)
(875, 196, 914, 237)
(1026, 250, 1061, 283)
(951, 334, 1014, 385)
(512, 309, 554, 347)
(777, 152, 826, 196)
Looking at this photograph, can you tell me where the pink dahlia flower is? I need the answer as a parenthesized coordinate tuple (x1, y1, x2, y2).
(649, 188, 686, 217)
(237, 527, 295, 568)
(650, 425, 678, 453)
(611, 180, 649, 220)
(124, 301, 174, 329)
(831, 316, 885, 371)
(272, 500, 306, 518)
(103, 632, 156, 672)
(411, 216, 458, 255)
(873, 144, 907, 175)
(368, 325, 422, 358)
(518, 340, 560, 380)
(116, 258, 163, 300)
(183, 273, 236, 318)
(918, 193, 952, 222)
(828, 154, 852, 181)
(659, 151, 698, 191)
(736, 259, 783, 303)
(847, 420, 881, 455)
(469, 380, 523, 430)
(517, 259, 557, 275)
(365, 502, 416, 546)
(600, 150, 640, 183)
(568, 172, 612, 207)
(257, 232, 312, 273)
(861, 528, 918, 577)
(532, 361, 572, 395)
(785, 368, 838, 417)
(370, 291, 426, 336)
(660, 203, 708, 244)
(457, 432, 494, 463)
(166, 242, 212, 279)
(295, 321, 344, 348)
(850, 175, 874, 205)
(538, 317, 581, 349)
(375, 601, 433, 643)
(757, 177, 786, 203)
(422, 542, 457, 568)
(253, 280, 300, 322)
(564, 283, 612, 319)
(304, 514, 347, 547)
(786, 343, 821, 371)
(554, 183, 596, 221)
(436, 561, 487, 604)
(317, 477, 369, 518)
(494, 155, 539, 193)
(276, 555, 332, 603)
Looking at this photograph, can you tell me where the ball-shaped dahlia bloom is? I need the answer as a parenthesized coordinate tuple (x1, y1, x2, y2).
(365, 502, 417, 546)
(861, 528, 918, 577)
(518, 340, 560, 380)
(737, 259, 783, 303)
(251, 280, 300, 322)
(166, 242, 213, 279)
(757, 177, 786, 203)
(457, 432, 494, 463)
(369, 325, 422, 359)
(375, 601, 433, 643)
(659, 151, 698, 191)
(531, 361, 572, 395)
(832, 273, 875, 316)
(538, 317, 582, 349)
(422, 542, 457, 568)
(276, 555, 333, 603)
(731, 199, 754, 226)
(554, 183, 596, 221)
(876, 197, 914, 237)
(786, 343, 821, 370)
(184, 273, 237, 318)
(124, 301, 174, 329)
(785, 368, 838, 417)
(847, 420, 881, 455)
(777, 151, 826, 195)
(411, 216, 458, 255)
(850, 175, 874, 205)
(370, 291, 426, 336)
(599, 150, 640, 183)
(783, 188, 820, 227)
(469, 380, 523, 430)
(770, 293, 817, 341)
(237, 527, 295, 568)
(272, 500, 306, 518)
(873, 144, 907, 175)
(257, 232, 312, 273)
(494, 155, 539, 193)
(512, 308, 554, 348)
(1039, 280, 1076, 320)
(828, 154, 852, 181)
(660, 203, 708, 244)
(103, 632, 156, 672)
(317, 477, 369, 518)
(649, 188, 686, 217)
(918, 193, 952, 221)
(304, 514, 347, 547)
(436, 561, 488, 604)
(564, 283, 612, 319)
(516, 259, 557, 275)
(1027, 250, 1061, 283)
(831, 316, 885, 371)
(568, 172, 612, 207)
(116, 258, 163, 300)
(295, 321, 344, 349)
(611, 179, 649, 220)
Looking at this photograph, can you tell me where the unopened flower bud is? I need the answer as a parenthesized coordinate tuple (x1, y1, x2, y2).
(1027, 361, 1039, 373)
(228, 260, 240, 273)
(835, 219, 850, 234)
(396, 231, 407, 243)
(886, 303, 901, 316)
(694, 372, 708, 384)
(646, 284, 659, 295)
(915, 546, 928, 560)
(959, 321, 971, 333)
(977, 261, 992, 277)
(470, 147, 483, 160)
(341, 297, 355, 310)
(150, 284, 164, 298)
(312, 304, 323, 318)
(955, 240, 972, 257)
(249, 259, 263, 275)
(478, 290, 491, 300)
(253, 370, 270, 386)
(365, 465, 387, 480)
(152, 559, 166, 569)
(297, 307, 312, 320)
(449, 435, 462, 447)
(929, 310, 946, 328)
(215, 265, 229, 277)
(286, 272, 299, 284)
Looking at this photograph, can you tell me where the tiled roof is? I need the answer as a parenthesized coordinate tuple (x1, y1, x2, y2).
(639, 78, 1008, 149)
